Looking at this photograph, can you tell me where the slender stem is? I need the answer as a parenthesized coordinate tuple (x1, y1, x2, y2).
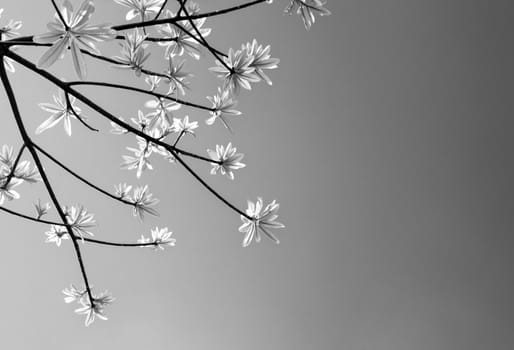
(173, 130, 185, 147)
(0, 55, 94, 304)
(82, 237, 160, 248)
(32, 143, 133, 206)
(51, 0, 69, 30)
(176, 0, 230, 68)
(154, 0, 169, 20)
(113, 0, 268, 31)
(68, 80, 212, 112)
(64, 92, 99, 132)
(0, 205, 62, 226)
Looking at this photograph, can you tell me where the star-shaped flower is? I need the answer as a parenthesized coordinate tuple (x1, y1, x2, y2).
(137, 226, 176, 250)
(207, 143, 245, 180)
(45, 225, 69, 247)
(210, 48, 260, 94)
(284, 0, 331, 30)
(74, 291, 114, 326)
(171, 115, 198, 136)
(36, 91, 83, 136)
(34, 0, 116, 79)
(239, 198, 285, 247)
(114, 0, 165, 21)
(206, 87, 242, 130)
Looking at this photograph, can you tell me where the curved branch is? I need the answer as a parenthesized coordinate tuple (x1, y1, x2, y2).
(0, 205, 62, 226)
(32, 143, 133, 206)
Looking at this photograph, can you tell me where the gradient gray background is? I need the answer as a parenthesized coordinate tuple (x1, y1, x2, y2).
(1, 1, 513, 349)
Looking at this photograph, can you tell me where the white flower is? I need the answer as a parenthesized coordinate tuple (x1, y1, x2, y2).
(13, 160, 41, 183)
(74, 291, 114, 326)
(34, 0, 116, 79)
(138, 226, 176, 250)
(113, 0, 165, 21)
(131, 184, 159, 220)
(239, 198, 285, 247)
(210, 48, 260, 94)
(45, 225, 69, 247)
(171, 115, 198, 136)
(62, 284, 87, 304)
(63, 205, 95, 240)
(114, 183, 132, 200)
(0, 176, 22, 205)
(36, 91, 82, 136)
(113, 29, 150, 76)
(165, 55, 191, 96)
(206, 87, 242, 130)
(284, 0, 331, 30)
(243, 39, 280, 85)
(157, 8, 211, 60)
(0, 13, 22, 38)
(207, 143, 245, 180)
(121, 143, 153, 178)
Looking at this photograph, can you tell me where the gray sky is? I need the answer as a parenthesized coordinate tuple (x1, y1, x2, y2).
(0, 1, 513, 349)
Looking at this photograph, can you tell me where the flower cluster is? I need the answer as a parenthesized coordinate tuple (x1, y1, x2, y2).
(113, 29, 150, 76)
(37, 91, 83, 136)
(239, 198, 285, 247)
(0, 8, 22, 73)
(157, 4, 211, 60)
(0, 145, 40, 205)
(0, 0, 332, 327)
(137, 226, 176, 250)
(284, 0, 331, 30)
(114, 0, 165, 21)
(34, 0, 116, 79)
(115, 183, 159, 220)
(207, 143, 246, 180)
(63, 285, 114, 326)
(210, 39, 279, 94)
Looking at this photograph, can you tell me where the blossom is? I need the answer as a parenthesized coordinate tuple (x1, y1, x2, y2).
(13, 160, 40, 183)
(207, 143, 245, 180)
(206, 87, 242, 130)
(63, 205, 96, 240)
(34, 199, 51, 219)
(121, 143, 153, 178)
(75, 291, 114, 326)
(137, 226, 176, 250)
(144, 97, 181, 130)
(209, 48, 260, 94)
(0, 176, 22, 205)
(239, 198, 285, 247)
(0, 11, 22, 38)
(113, 29, 150, 76)
(284, 0, 331, 30)
(171, 115, 198, 136)
(157, 8, 211, 60)
(36, 91, 82, 136)
(145, 75, 162, 91)
(131, 184, 159, 220)
(164, 55, 191, 96)
(242, 39, 280, 85)
(45, 225, 69, 247)
(114, 183, 132, 200)
(34, 0, 116, 79)
(113, 0, 165, 21)
(63, 284, 87, 304)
